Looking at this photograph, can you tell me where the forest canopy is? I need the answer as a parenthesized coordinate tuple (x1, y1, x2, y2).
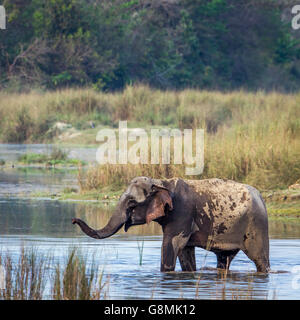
(0, 0, 299, 92)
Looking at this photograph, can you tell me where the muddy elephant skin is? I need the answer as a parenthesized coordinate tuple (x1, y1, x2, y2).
(73, 177, 270, 273)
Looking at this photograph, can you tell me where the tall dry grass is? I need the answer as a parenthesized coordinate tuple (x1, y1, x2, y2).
(75, 87, 300, 190)
(52, 248, 106, 300)
(1, 85, 299, 189)
(0, 248, 108, 300)
(0, 247, 47, 300)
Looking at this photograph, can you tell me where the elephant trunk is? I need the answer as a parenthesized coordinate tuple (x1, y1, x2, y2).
(72, 207, 127, 239)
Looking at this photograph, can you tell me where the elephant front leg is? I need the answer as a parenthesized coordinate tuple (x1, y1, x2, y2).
(161, 233, 190, 272)
(178, 246, 196, 271)
(161, 236, 177, 272)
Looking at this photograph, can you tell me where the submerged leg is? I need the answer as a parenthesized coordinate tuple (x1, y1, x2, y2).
(178, 246, 196, 271)
(215, 249, 240, 270)
(161, 232, 191, 272)
(242, 235, 270, 273)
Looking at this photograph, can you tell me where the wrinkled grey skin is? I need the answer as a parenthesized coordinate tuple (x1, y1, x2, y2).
(73, 176, 270, 273)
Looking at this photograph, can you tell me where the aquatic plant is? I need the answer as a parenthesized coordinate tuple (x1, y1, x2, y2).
(0, 247, 108, 300)
(137, 239, 145, 266)
(0, 247, 46, 300)
(52, 248, 105, 300)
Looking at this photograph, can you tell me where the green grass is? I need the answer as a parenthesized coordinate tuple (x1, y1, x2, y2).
(18, 153, 86, 167)
(28, 184, 300, 220)
(263, 189, 300, 217)
(30, 188, 122, 202)
(18, 153, 49, 164)
(17, 148, 86, 167)
(266, 202, 300, 217)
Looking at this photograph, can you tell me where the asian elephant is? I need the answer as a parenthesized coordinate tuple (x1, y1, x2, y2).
(72, 177, 270, 273)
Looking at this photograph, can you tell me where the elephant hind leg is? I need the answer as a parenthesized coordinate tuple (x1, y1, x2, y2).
(215, 249, 240, 270)
(178, 246, 196, 271)
(242, 234, 270, 273)
(243, 249, 270, 273)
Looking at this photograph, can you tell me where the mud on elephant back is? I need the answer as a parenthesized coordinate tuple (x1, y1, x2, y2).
(72, 177, 270, 273)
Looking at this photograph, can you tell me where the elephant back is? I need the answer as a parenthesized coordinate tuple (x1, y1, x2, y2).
(184, 178, 253, 229)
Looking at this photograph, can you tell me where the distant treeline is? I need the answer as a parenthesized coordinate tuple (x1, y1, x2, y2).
(0, 0, 299, 91)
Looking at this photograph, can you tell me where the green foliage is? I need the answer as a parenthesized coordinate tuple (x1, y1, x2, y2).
(0, 0, 300, 91)
(274, 33, 300, 64)
(18, 153, 49, 164)
(51, 72, 72, 87)
(17, 148, 86, 166)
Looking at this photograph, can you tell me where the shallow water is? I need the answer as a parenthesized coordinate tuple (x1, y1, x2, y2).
(0, 197, 300, 299)
(0, 167, 78, 196)
(0, 144, 300, 300)
(0, 143, 98, 163)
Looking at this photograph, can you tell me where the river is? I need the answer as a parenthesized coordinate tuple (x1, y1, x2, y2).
(0, 144, 300, 299)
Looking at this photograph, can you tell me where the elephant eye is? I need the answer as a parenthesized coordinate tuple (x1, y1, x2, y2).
(128, 199, 137, 207)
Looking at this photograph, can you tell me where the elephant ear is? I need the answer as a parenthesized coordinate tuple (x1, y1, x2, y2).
(146, 186, 173, 224)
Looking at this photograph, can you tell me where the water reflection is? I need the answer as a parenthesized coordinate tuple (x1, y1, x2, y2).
(1, 196, 297, 299)
(0, 198, 162, 236)
(269, 219, 300, 239)
(0, 143, 97, 163)
(155, 270, 270, 300)
(1, 197, 300, 239)
(1, 144, 300, 299)
(0, 167, 78, 196)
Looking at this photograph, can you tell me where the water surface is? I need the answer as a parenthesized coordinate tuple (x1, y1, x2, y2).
(0, 167, 78, 196)
(0, 197, 300, 299)
(0, 144, 300, 299)
(0, 143, 97, 163)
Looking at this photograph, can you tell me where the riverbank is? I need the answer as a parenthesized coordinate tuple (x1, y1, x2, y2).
(1, 186, 300, 300)
(26, 185, 300, 219)
(1, 161, 300, 300)
(1, 156, 299, 219)
(1, 87, 300, 192)
(0, 147, 88, 170)
(1, 155, 299, 219)
(262, 189, 300, 218)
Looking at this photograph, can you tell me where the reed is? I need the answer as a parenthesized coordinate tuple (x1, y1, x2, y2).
(0, 247, 46, 300)
(0, 85, 299, 189)
(137, 239, 145, 266)
(0, 247, 108, 300)
(0, 246, 271, 300)
(52, 248, 106, 300)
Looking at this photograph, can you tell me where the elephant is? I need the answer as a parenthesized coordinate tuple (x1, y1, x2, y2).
(72, 177, 270, 273)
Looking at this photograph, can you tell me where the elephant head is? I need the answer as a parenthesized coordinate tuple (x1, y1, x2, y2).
(72, 177, 172, 238)
(124, 185, 173, 231)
